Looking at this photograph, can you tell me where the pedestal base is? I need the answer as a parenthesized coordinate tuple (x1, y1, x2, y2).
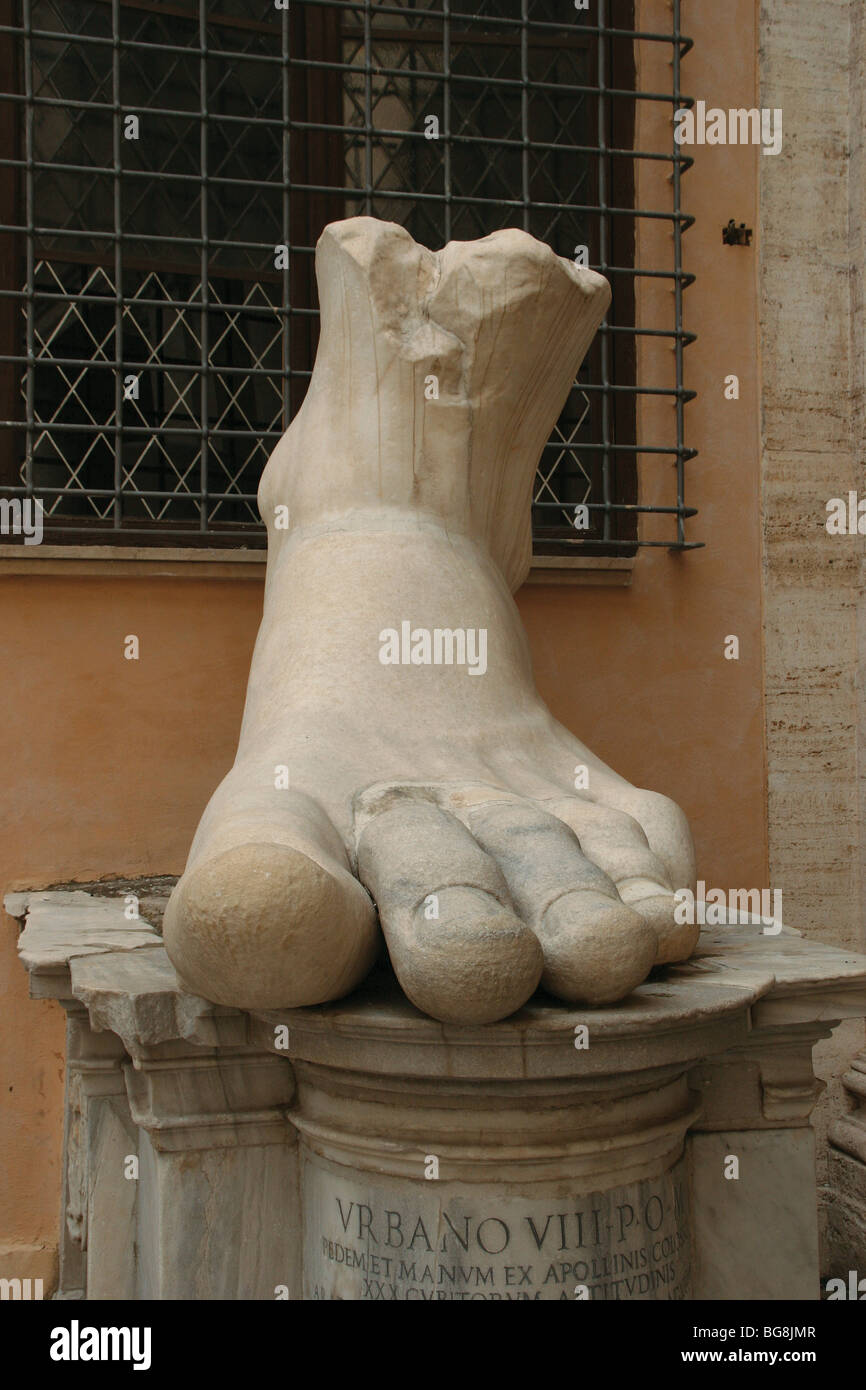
(12, 887, 866, 1301)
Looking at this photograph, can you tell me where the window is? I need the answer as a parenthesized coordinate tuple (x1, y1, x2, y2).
(0, 0, 697, 553)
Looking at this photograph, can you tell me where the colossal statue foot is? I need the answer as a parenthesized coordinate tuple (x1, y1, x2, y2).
(163, 217, 698, 1024)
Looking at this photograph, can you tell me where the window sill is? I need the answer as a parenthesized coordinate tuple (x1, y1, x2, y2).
(0, 545, 268, 580)
(0, 545, 634, 586)
(525, 556, 633, 587)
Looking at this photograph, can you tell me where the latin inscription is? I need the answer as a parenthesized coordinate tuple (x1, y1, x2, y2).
(304, 1157, 691, 1301)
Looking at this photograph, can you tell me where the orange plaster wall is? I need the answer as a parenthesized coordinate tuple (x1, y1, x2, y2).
(0, 576, 262, 1283)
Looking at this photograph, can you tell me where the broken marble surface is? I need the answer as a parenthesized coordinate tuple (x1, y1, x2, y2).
(13, 887, 866, 1069)
(9, 890, 163, 1000)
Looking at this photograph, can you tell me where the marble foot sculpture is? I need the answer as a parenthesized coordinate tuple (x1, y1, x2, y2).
(163, 217, 698, 1024)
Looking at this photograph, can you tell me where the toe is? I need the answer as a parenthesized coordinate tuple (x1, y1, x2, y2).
(164, 839, 379, 1009)
(403, 883, 541, 1024)
(355, 794, 543, 1024)
(540, 795, 698, 964)
(164, 783, 380, 1009)
(541, 891, 658, 1004)
(595, 785, 696, 894)
(462, 798, 657, 1005)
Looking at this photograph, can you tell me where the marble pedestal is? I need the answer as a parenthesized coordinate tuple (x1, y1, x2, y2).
(11, 888, 866, 1301)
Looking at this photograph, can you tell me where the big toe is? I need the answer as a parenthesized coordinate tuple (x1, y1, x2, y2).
(164, 841, 379, 1010)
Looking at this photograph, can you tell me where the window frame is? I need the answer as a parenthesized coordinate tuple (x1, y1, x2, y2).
(0, 0, 697, 560)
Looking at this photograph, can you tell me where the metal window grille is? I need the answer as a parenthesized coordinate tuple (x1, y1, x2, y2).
(0, 0, 697, 552)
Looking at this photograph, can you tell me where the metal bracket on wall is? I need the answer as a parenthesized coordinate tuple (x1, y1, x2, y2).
(722, 219, 753, 247)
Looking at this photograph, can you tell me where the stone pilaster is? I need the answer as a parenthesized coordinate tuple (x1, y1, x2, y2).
(124, 1041, 298, 1300)
(826, 1055, 866, 1272)
(56, 1002, 139, 1300)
